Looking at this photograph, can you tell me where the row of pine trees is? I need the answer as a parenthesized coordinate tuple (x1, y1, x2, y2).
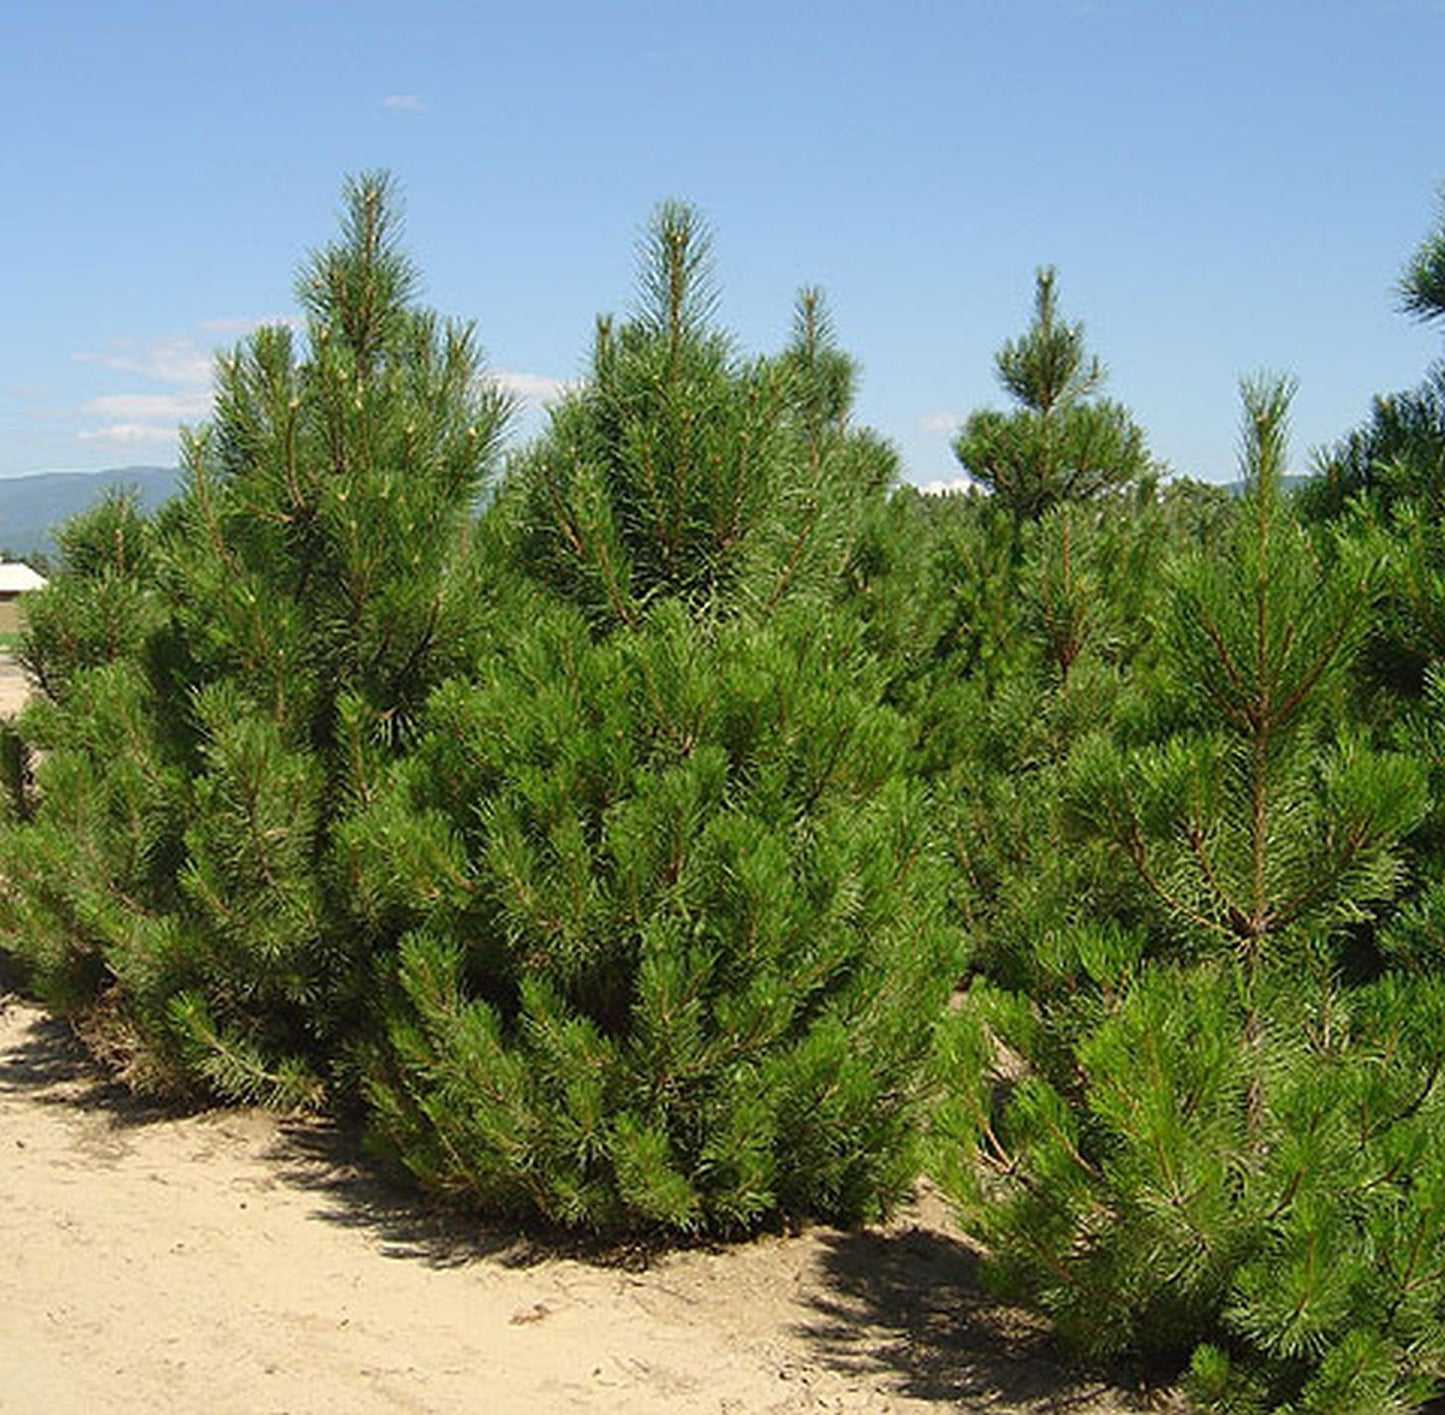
(6, 172, 1445, 1412)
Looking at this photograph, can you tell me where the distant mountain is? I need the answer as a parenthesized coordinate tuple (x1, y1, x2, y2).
(1222, 473, 1312, 498)
(0, 466, 182, 561)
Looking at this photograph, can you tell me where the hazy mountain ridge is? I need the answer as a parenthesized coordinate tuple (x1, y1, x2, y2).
(0, 465, 1314, 564)
(0, 466, 182, 560)
(1224, 473, 1311, 498)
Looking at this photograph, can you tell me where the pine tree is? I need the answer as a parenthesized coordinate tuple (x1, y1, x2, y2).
(932, 378, 1443, 1412)
(0, 173, 511, 1100)
(844, 471, 1218, 997)
(506, 201, 894, 627)
(350, 600, 958, 1233)
(952, 267, 1153, 520)
(348, 203, 960, 1236)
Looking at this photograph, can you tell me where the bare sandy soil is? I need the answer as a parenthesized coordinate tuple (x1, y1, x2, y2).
(0, 996, 1169, 1415)
(0, 656, 29, 718)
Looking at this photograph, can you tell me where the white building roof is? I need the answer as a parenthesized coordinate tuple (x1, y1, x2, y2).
(0, 563, 47, 594)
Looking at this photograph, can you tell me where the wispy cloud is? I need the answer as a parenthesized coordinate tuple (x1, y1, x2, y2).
(198, 314, 301, 336)
(922, 411, 961, 433)
(383, 94, 427, 113)
(495, 370, 572, 407)
(72, 327, 224, 455)
(76, 335, 213, 389)
(86, 392, 211, 421)
(78, 423, 180, 447)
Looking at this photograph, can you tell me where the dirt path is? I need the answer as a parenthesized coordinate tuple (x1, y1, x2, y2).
(0, 995, 1155, 1415)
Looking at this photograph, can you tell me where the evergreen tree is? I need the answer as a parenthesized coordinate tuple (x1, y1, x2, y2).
(506, 201, 894, 627)
(932, 378, 1442, 1412)
(1297, 203, 1445, 716)
(0, 173, 511, 1100)
(839, 469, 1224, 996)
(953, 267, 1153, 520)
(350, 203, 960, 1236)
(351, 600, 957, 1234)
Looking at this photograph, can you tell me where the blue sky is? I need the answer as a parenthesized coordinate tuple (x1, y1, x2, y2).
(4, 1, 1444, 488)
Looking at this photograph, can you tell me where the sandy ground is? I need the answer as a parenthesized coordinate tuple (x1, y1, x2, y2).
(0, 658, 1161, 1414)
(0, 656, 29, 718)
(0, 996, 1166, 1415)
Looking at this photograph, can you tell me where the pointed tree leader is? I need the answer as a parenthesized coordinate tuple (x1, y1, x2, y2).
(953, 267, 1153, 520)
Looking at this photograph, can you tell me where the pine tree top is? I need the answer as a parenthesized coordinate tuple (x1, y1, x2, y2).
(994, 266, 1105, 416)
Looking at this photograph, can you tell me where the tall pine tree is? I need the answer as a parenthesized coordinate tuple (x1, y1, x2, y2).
(0, 173, 511, 1101)
(350, 201, 961, 1236)
(933, 377, 1443, 1412)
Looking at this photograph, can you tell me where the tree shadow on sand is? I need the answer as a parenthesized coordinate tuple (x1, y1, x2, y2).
(0, 993, 182, 1123)
(261, 1114, 666, 1274)
(0, 990, 611, 1272)
(273, 1117, 1177, 1410)
(795, 1196, 1168, 1413)
(0, 993, 1224, 1412)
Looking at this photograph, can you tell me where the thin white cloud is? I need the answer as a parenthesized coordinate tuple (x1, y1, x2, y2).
(383, 94, 427, 112)
(87, 392, 211, 421)
(74, 320, 298, 387)
(198, 314, 301, 336)
(78, 423, 179, 447)
(73, 327, 220, 453)
(495, 371, 572, 407)
(76, 335, 212, 389)
(922, 411, 961, 433)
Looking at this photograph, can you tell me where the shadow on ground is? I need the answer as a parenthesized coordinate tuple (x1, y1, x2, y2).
(264, 1114, 634, 1273)
(0, 994, 182, 1123)
(0, 990, 575, 1269)
(796, 1210, 1162, 1412)
(1, 995, 682, 1278)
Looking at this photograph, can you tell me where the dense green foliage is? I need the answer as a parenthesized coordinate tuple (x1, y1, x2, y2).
(0, 172, 512, 1100)
(351, 204, 958, 1232)
(8, 172, 1445, 1408)
(507, 204, 891, 626)
(351, 599, 955, 1232)
(932, 379, 1444, 1412)
(915, 201, 1445, 1413)
(0, 179, 956, 1238)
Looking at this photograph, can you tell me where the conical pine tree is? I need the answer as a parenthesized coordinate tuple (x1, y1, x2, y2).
(506, 201, 894, 626)
(932, 377, 1443, 1413)
(347, 204, 959, 1237)
(0, 173, 512, 1101)
(952, 267, 1153, 520)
